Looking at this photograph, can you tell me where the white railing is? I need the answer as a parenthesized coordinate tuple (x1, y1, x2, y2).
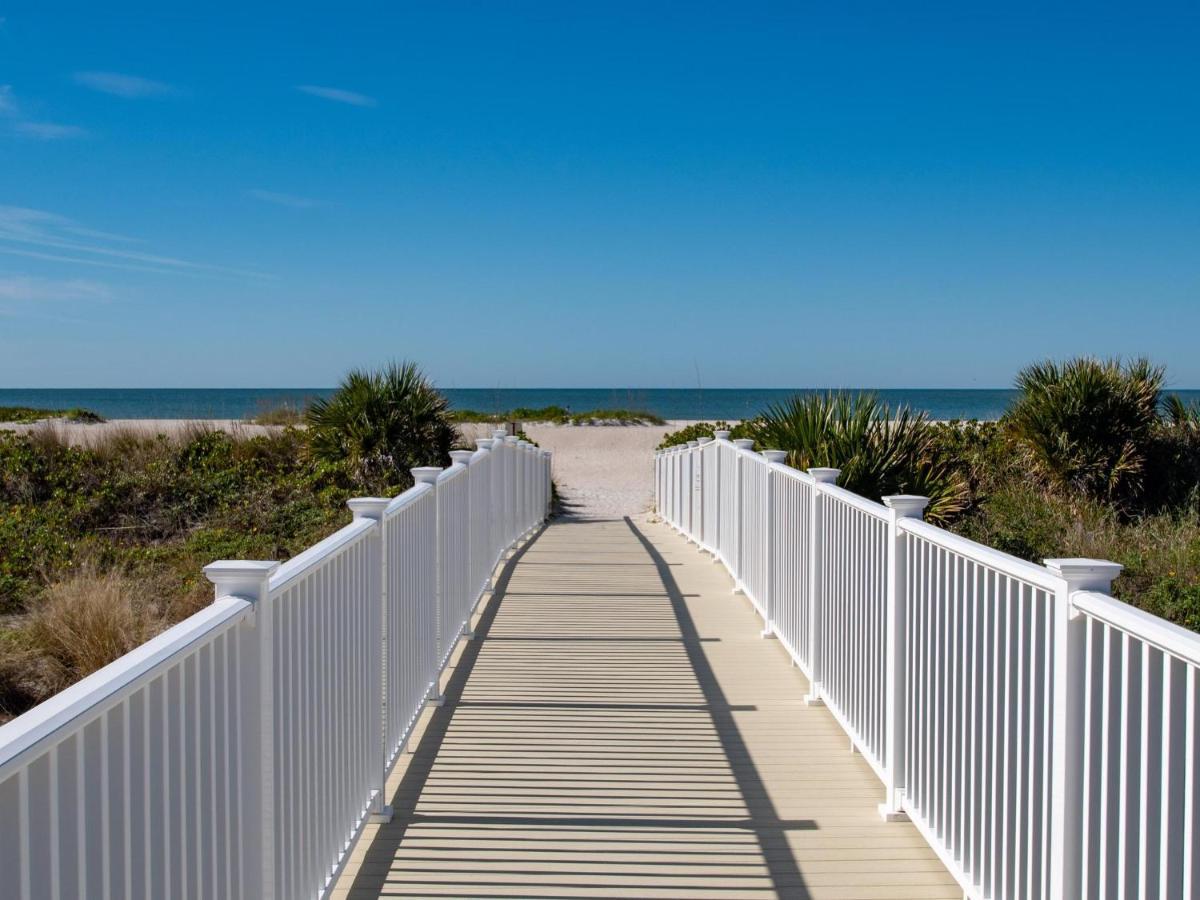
(656, 434, 1200, 900)
(0, 431, 552, 900)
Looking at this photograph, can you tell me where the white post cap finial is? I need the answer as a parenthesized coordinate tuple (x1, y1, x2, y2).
(203, 560, 279, 602)
(883, 495, 929, 519)
(492, 428, 507, 440)
(697, 436, 712, 445)
(713, 430, 731, 441)
(475, 438, 493, 450)
(687, 440, 699, 448)
(504, 435, 519, 444)
(762, 450, 788, 465)
(449, 450, 474, 467)
(346, 497, 390, 521)
(411, 466, 442, 485)
(733, 438, 755, 451)
(1045, 558, 1124, 593)
(808, 467, 840, 483)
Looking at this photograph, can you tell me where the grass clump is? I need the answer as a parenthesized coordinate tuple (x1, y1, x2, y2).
(0, 406, 105, 424)
(251, 399, 309, 426)
(452, 405, 664, 425)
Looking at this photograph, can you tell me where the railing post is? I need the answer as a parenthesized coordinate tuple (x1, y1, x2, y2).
(448, 451, 476, 639)
(713, 431, 730, 559)
(1044, 558, 1123, 900)
(203, 559, 280, 900)
(346, 497, 393, 823)
(412, 466, 445, 706)
(691, 441, 700, 540)
(761, 450, 788, 637)
(804, 467, 839, 705)
(731, 439, 755, 590)
(878, 495, 928, 820)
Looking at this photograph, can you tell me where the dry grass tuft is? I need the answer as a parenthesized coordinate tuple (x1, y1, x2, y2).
(24, 562, 166, 693)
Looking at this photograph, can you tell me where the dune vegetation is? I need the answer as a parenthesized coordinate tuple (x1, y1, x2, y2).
(659, 357, 1200, 631)
(0, 362, 458, 722)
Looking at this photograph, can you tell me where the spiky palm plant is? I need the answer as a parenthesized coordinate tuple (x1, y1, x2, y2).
(747, 392, 969, 523)
(306, 362, 455, 493)
(1006, 357, 1163, 503)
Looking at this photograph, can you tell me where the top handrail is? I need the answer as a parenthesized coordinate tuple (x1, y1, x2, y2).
(899, 516, 1063, 593)
(384, 481, 433, 517)
(270, 516, 377, 593)
(1073, 590, 1200, 666)
(820, 482, 889, 521)
(0, 596, 252, 778)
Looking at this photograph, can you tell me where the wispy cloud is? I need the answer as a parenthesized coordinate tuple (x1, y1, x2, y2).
(13, 121, 88, 140)
(296, 84, 377, 107)
(0, 275, 111, 302)
(1, 85, 88, 139)
(0, 205, 271, 280)
(248, 189, 317, 209)
(74, 71, 175, 99)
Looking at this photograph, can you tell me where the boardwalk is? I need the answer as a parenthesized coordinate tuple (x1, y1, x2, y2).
(335, 518, 958, 899)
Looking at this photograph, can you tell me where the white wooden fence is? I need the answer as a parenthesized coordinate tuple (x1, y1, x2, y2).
(656, 432, 1200, 900)
(0, 432, 551, 900)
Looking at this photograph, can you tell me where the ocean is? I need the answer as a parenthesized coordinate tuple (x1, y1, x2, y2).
(3, 387, 1200, 422)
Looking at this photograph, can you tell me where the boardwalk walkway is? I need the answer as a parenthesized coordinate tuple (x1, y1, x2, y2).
(335, 518, 958, 899)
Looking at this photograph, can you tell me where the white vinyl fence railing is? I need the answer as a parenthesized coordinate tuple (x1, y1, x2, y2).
(656, 433, 1200, 900)
(0, 431, 551, 900)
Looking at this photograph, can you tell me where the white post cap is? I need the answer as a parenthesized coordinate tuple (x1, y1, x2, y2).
(713, 430, 731, 440)
(347, 497, 390, 521)
(449, 450, 474, 466)
(883, 495, 929, 519)
(697, 437, 712, 445)
(203, 560, 279, 602)
(733, 438, 755, 451)
(411, 466, 442, 485)
(808, 467, 840, 483)
(687, 440, 699, 448)
(1045, 558, 1124, 593)
(504, 435, 519, 444)
(475, 438, 493, 450)
(492, 428, 508, 439)
(761, 450, 788, 464)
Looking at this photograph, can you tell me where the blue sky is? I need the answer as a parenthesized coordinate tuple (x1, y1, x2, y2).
(1, 2, 1198, 389)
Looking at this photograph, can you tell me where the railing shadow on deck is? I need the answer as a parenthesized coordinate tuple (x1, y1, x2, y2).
(345, 516, 818, 900)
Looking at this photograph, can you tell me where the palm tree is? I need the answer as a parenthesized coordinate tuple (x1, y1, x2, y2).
(306, 362, 456, 493)
(1006, 357, 1163, 503)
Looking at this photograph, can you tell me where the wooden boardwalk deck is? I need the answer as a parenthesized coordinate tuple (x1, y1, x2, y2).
(335, 518, 959, 899)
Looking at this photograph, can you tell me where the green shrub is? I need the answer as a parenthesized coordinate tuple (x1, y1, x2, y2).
(747, 393, 969, 524)
(657, 420, 754, 449)
(0, 406, 105, 424)
(307, 362, 455, 493)
(1007, 357, 1163, 504)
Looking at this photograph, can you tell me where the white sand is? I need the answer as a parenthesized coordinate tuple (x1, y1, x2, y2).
(460, 421, 705, 519)
(3, 417, 706, 520)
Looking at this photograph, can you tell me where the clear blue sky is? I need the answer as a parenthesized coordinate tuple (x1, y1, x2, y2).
(1, 2, 1198, 389)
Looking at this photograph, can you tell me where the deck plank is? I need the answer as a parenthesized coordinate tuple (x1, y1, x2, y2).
(334, 518, 959, 899)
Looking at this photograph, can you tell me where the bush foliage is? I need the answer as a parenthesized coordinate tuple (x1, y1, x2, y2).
(658, 365, 1200, 632)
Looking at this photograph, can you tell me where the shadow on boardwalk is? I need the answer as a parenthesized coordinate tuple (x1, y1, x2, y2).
(338, 517, 957, 899)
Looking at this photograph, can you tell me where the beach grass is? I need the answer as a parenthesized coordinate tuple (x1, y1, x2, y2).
(0, 406, 105, 424)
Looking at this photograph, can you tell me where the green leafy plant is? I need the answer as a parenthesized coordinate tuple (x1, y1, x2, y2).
(656, 420, 755, 449)
(1006, 357, 1163, 504)
(306, 362, 455, 493)
(747, 392, 970, 524)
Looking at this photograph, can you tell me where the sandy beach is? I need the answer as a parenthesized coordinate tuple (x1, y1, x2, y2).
(2, 418, 701, 520)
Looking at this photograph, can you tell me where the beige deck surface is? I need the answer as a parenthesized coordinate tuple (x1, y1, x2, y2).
(335, 518, 959, 899)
